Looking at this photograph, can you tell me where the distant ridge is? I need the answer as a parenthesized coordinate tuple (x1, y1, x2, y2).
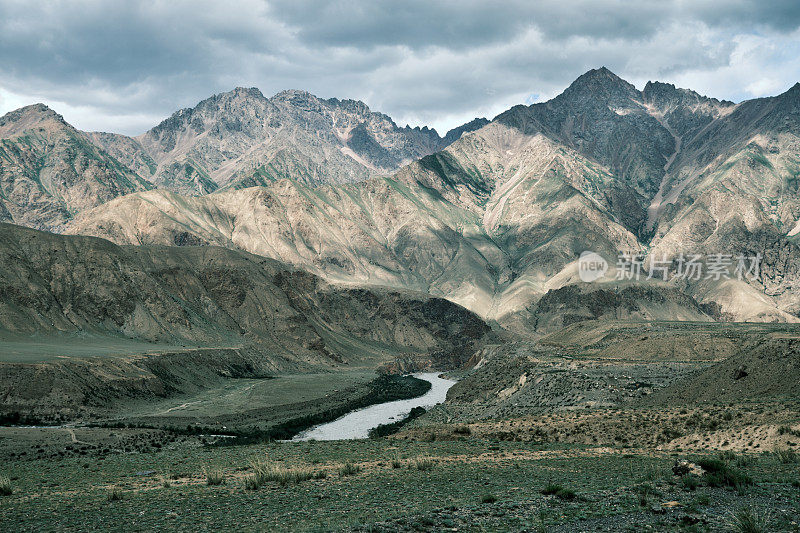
(3, 68, 800, 334)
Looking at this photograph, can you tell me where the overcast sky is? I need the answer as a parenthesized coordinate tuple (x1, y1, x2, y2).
(1, 0, 799, 136)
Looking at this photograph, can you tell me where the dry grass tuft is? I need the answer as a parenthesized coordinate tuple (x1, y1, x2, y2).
(729, 507, 769, 533)
(0, 474, 13, 496)
(339, 462, 361, 477)
(245, 458, 318, 489)
(411, 457, 435, 471)
(205, 467, 225, 486)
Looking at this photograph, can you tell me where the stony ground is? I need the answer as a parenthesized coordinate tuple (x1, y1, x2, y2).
(3, 322, 800, 531)
(411, 400, 800, 452)
(1, 432, 799, 532)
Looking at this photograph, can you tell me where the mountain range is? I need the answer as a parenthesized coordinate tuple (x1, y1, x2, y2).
(1, 88, 488, 231)
(2, 67, 799, 334)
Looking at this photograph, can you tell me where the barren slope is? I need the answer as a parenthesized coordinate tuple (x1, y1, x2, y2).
(0, 105, 152, 230)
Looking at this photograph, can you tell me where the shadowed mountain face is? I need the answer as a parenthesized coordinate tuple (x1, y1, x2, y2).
(0, 223, 490, 371)
(493, 67, 737, 237)
(67, 128, 654, 332)
(8, 69, 800, 331)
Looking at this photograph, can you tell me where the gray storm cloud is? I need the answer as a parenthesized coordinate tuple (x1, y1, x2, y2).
(0, 0, 798, 135)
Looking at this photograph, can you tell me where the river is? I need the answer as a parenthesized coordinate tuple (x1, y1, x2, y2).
(292, 372, 456, 441)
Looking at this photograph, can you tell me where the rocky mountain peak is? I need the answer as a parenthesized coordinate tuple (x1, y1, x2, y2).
(322, 96, 372, 115)
(0, 103, 68, 136)
(273, 88, 315, 99)
(442, 117, 490, 145)
(642, 80, 686, 100)
(230, 86, 265, 99)
(272, 89, 323, 107)
(642, 80, 734, 109)
(194, 86, 269, 115)
(560, 67, 639, 105)
(768, 81, 800, 126)
(778, 81, 800, 102)
(0, 102, 152, 231)
(116, 85, 475, 194)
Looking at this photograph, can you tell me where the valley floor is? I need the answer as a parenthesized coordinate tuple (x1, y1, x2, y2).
(1, 435, 799, 532)
(3, 320, 800, 531)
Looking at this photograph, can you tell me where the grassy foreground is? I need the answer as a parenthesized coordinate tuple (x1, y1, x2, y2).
(1, 437, 799, 532)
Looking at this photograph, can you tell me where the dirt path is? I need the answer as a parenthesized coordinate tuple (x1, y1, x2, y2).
(110, 445, 664, 495)
(158, 399, 202, 415)
(65, 428, 90, 445)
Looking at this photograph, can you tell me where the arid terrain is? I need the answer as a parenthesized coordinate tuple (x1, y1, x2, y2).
(2, 67, 800, 532)
(2, 312, 799, 531)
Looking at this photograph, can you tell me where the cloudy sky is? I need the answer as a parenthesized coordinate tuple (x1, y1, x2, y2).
(1, 0, 799, 136)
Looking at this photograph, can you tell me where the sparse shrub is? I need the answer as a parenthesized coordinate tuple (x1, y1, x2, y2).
(662, 427, 684, 441)
(698, 458, 753, 490)
(698, 458, 726, 473)
(729, 507, 768, 533)
(106, 487, 124, 501)
(541, 482, 562, 496)
(205, 467, 225, 486)
(0, 475, 13, 496)
(681, 475, 700, 491)
(541, 483, 576, 501)
(635, 483, 654, 506)
(453, 425, 472, 436)
(411, 457, 435, 471)
(245, 458, 317, 489)
(773, 448, 797, 464)
(391, 454, 402, 469)
(555, 487, 576, 501)
(719, 450, 737, 462)
(480, 492, 497, 504)
(339, 462, 361, 477)
(243, 474, 261, 490)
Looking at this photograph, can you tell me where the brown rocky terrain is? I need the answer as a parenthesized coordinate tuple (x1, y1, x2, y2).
(0, 223, 491, 416)
(59, 69, 800, 330)
(65, 133, 650, 332)
(525, 284, 714, 332)
(0, 104, 152, 231)
(646, 332, 800, 404)
(406, 320, 800, 454)
(436, 321, 800, 422)
(2, 69, 798, 334)
(90, 88, 487, 195)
